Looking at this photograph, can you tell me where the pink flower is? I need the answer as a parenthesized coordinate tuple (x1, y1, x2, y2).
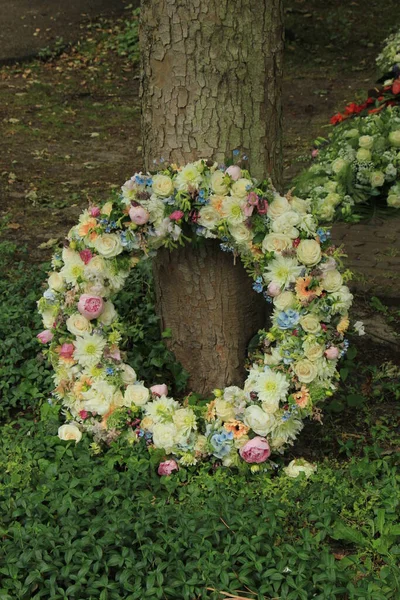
(257, 198, 268, 215)
(158, 460, 179, 476)
(151, 384, 168, 397)
(311, 149, 319, 158)
(79, 249, 93, 265)
(105, 345, 121, 361)
(325, 346, 339, 360)
(240, 436, 271, 463)
(267, 282, 281, 297)
(243, 204, 254, 217)
(90, 206, 101, 217)
(169, 210, 184, 221)
(79, 410, 89, 420)
(247, 192, 259, 206)
(37, 330, 54, 344)
(225, 165, 242, 181)
(77, 294, 104, 320)
(59, 343, 75, 359)
(129, 205, 150, 225)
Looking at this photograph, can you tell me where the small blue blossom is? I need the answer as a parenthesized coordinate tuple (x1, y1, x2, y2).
(253, 276, 264, 293)
(317, 228, 331, 243)
(134, 175, 145, 185)
(100, 218, 108, 226)
(106, 367, 114, 375)
(276, 309, 300, 330)
(220, 243, 234, 253)
(43, 289, 56, 303)
(146, 178, 153, 187)
(233, 149, 240, 156)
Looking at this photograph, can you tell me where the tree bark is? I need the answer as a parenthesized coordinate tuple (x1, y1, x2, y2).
(140, 0, 283, 393)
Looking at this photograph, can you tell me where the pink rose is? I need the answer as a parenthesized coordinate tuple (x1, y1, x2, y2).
(169, 210, 184, 221)
(129, 205, 150, 225)
(325, 346, 339, 360)
(225, 165, 242, 181)
(59, 343, 75, 359)
(79, 249, 93, 265)
(267, 282, 281, 297)
(90, 206, 101, 217)
(158, 460, 178, 476)
(77, 294, 104, 320)
(151, 384, 168, 397)
(239, 436, 271, 463)
(37, 330, 54, 344)
(79, 410, 89, 420)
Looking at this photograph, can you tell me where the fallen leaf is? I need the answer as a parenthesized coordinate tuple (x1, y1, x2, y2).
(7, 222, 21, 230)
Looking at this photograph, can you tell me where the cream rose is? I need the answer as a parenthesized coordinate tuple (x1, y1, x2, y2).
(48, 272, 65, 292)
(272, 211, 300, 238)
(303, 341, 324, 362)
(296, 239, 321, 266)
(389, 130, 400, 148)
(210, 170, 229, 195)
(358, 135, 374, 149)
(97, 301, 117, 326)
(332, 158, 348, 173)
(290, 196, 310, 214)
(267, 195, 290, 219)
(198, 205, 221, 230)
(231, 178, 252, 198)
(152, 174, 174, 197)
(294, 359, 318, 383)
(356, 148, 372, 162)
(121, 364, 137, 385)
(58, 423, 82, 443)
(317, 202, 335, 221)
(273, 291, 297, 311)
(370, 171, 385, 187)
(388, 193, 400, 208)
(299, 314, 321, 334)
(101, 201, 113, 216)
(262, 233, 292, 253)
(284, 459, 316, 478)
(322, 269, 343, 292)
(244, 405, 275, 436)
(229, 223, 253, 244)
(93, 234, 123, 258)
(152, 423, 177, 452)
(325, 192, 341, 207)
(324, 181, 338, 192)
(66, 313, 92, 337)
(124, 384, 150, 407)
(215, 398, 236, 421)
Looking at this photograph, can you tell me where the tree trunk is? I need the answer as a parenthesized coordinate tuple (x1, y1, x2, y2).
(140, 0, 283, 393)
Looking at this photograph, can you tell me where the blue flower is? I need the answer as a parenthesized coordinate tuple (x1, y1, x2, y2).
(43, 289, 56, 303)
(233, 149, 240, 156)
(253, 276, 264, 293)
(106, 367, 114, 375)
(317, 228, 331, 243)
(210, 431, 234, 459)
(276, 309, 300, 330)
(134, 175, 145, 185)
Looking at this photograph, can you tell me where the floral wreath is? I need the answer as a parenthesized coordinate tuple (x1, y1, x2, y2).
(37, 160, 357, 472)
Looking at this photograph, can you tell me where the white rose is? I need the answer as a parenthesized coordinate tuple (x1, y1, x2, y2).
(210, 170, 229, 195)
(66, 313, 92, 337)
(229, 223, 253, 245)
(231, 178, 252, 198)
(198, 205, 221, 230)
(48, 272, 65, 292)
(41, 309, 56, 329)
(370, 171, 385, 187)
(332, 158, 347, 173)
(388, 130, 400, 148)
(152, 423, 177, 452)
(273, 291, 297, 311)
(358, 135, 374, 149)
(215, 398, 236, 421)
(124, 384, 150, 407)
(272, 211, 300, 238)
(344, 128, 359, 139)
(93, 234, 123, 258)
(97, 301, 117, 326)
(317, 202, 335, 221)
(58, 424, 82, 443)
(322, 269, 343, 292)
(387, 193, 400, 208)
(356, 148, 371, 162)
(325, 192, 341, 207)
(84, 255, 106, 278)
(294, 359, 318, 383)
(303, 341, 324, 362)
(284, 459, 316, 478)
(152, 174, 174, 197)
(244, 405, 275, 436)
(121, 364, 137, 385)
(262, 233, 292, 253)
(299, 314, 321, 334)
(267, 195, 290, 219)
(324, 181, 338, 192)
(296, 239, 321, 266)
(290, 196, 310, 214)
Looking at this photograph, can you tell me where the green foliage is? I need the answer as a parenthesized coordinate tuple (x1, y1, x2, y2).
(106, 9, 140, 63)
(0, 418, 399, 599)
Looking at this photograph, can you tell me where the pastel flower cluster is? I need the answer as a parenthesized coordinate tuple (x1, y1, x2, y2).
(376, 30, 400, 75)
(37, 160, 358, 469)
(294, 106, 400, 220)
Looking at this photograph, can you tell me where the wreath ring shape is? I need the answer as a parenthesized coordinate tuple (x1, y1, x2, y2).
(37, 160, 354, 471)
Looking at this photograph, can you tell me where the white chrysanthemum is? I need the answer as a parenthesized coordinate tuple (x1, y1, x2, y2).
(104, 265, 130, 293)
(145, 395, 180, 423)
(264, 256, 303, 287)
(60, 250, 85, 286)
(221, 196, 246, 224)
(173, 408, 197, 435)
(175, 163, 202, 191)
(73, 333, 107, 368)
(255, 369, 290, 412)
(269, 418, 304, 451)
(329, 285, 353, 315)
(152, 423, 178, 452)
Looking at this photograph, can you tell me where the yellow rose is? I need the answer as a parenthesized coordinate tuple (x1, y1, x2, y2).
(296, 239, 321, 266)
(300, 314, 321, 334)
(294, 359, 318, 383)
(152, 174, 174, 197)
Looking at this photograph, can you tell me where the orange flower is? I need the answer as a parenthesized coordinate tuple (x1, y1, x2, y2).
(224, 420, 250, 438)
(295, 276, 322, 302)
(73, 376, 93, 400)
(210, 194, 225, 214)
(292, 385, 310, 408)
(101, 403, 118, 429)
(78, 218, 97, 237)
(206, 400, 216, 422)
(337, 316, 350, 334)
(89, 231, 98, 242)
